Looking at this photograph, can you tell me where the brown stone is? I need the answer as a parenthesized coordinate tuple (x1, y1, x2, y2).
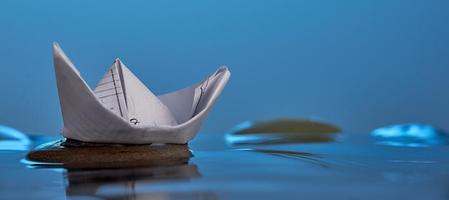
(26, 139, 192, 169)
(228, 118, 341, 145)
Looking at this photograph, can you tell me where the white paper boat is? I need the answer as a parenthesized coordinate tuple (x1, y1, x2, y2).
(53, 43, 230, 144)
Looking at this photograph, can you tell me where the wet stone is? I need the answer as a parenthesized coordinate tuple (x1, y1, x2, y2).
(26, 139, 192, 169)
(227, 118, 341, 145)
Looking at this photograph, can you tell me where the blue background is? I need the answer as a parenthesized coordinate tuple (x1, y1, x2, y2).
(1, 0, 448, 135)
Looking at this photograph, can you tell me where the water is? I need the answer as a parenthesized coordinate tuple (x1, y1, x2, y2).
(1, 121, 449, 200)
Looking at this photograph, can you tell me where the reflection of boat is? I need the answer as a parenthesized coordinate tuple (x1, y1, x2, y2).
(53, 43, 230, 144)
(65, 164, 205, 200)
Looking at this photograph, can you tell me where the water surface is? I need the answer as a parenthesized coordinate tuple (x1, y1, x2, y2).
(1, 123, 448, 200)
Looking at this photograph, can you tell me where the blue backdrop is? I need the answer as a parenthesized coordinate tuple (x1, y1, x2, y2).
(1, 0, 448, 135)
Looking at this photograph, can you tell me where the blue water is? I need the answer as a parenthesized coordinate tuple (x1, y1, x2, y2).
(1, 127, 449, 200)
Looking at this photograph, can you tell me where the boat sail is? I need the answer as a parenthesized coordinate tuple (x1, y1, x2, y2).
(94, 59, 178, 127)
(94, 60, 128, 120)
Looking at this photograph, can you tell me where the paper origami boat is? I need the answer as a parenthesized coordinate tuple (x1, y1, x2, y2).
(53, 43, 230, 144)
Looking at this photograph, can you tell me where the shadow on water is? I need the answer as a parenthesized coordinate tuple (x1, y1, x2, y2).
(24, 139, 219, 200)
(227, 118, 341, 168)
(371, 123, 449, 147)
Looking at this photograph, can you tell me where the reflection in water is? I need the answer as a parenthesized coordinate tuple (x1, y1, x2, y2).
(239, 149, 329, 168)
(371, 124, 449, 147)
(64, 164, 215, 200)
(226, 118, 341, 145)
(94, 191, 220, 200)
(0, 125, 30, 150)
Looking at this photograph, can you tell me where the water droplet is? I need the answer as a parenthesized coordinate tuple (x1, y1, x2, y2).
(371, 124, 448, 147)
(0, 125, 30, 151)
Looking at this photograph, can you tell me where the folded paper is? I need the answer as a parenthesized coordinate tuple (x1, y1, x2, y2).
(53, 43, 230, 144)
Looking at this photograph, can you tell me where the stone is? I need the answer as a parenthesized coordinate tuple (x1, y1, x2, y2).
(226, 118, 341, 145)
(26, 139, 192, 169)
